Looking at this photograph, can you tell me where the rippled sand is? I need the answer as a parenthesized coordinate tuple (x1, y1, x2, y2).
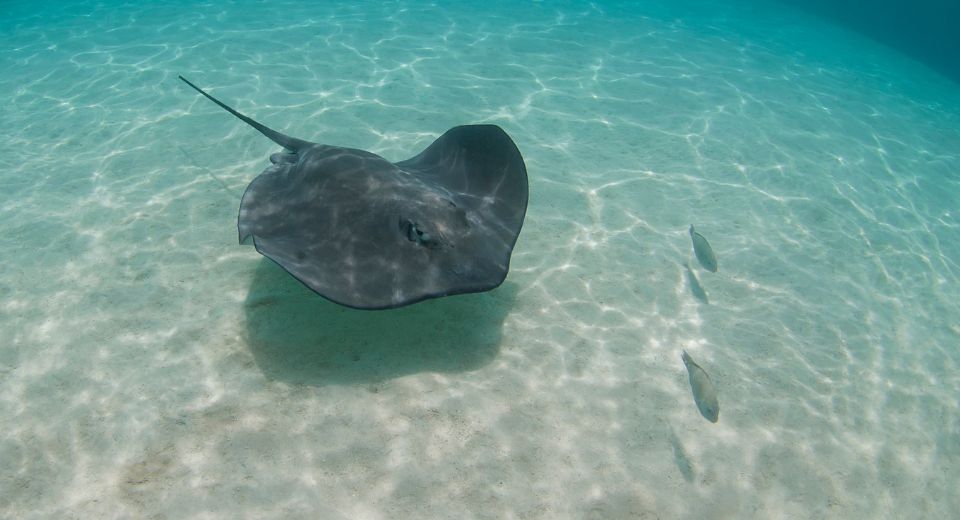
(1, 1, 958, 518)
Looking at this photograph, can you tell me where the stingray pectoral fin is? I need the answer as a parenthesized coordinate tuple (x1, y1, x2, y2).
(178, 75, 313, 153)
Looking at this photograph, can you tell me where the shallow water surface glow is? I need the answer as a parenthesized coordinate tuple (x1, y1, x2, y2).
(1, 1, 958, 518)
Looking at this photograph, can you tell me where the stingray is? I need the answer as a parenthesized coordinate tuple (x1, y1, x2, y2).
(178, 76, 528, 310)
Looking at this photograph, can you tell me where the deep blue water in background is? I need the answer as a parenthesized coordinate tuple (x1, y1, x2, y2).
(1, 0, 959, 518)
(772, 0, 960, 84)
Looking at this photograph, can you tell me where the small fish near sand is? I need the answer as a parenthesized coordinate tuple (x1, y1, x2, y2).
(681, 350, 719, 423)
(689, 225, 718, 273)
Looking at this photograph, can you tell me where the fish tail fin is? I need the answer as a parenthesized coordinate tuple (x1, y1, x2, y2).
(178, 75, 310, 153)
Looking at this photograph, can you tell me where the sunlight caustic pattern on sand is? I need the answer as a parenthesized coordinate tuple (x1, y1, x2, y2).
(1, 0, 958, 518)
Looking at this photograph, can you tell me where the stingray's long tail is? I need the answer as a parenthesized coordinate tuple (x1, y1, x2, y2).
(178, 75, 311, 153)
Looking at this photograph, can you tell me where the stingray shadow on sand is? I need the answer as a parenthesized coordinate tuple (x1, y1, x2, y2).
(243, 259, 517, 387)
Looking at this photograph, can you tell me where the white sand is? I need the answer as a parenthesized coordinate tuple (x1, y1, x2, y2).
(1, 0, 958, 518)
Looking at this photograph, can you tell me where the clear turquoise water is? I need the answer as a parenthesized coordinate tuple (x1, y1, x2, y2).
(775, 0, 960, 84)
(2, 1, 958, 518)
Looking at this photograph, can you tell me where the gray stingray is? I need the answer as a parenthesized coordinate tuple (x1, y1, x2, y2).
(179, 76, 528, 309)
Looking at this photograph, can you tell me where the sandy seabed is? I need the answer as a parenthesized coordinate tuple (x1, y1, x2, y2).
(1, 1, 958, 518)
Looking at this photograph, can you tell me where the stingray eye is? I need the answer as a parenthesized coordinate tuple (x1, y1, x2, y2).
(399, 219, 439, 248)
(401, 219, 419, 242)
(401, 219, 422, 242)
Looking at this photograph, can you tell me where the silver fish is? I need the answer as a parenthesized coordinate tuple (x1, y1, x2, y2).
(689, 225, 717, 272)
(681, 350, 719, 423)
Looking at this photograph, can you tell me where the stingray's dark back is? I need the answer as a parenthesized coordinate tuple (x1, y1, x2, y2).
(239, 125, 528, 309)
